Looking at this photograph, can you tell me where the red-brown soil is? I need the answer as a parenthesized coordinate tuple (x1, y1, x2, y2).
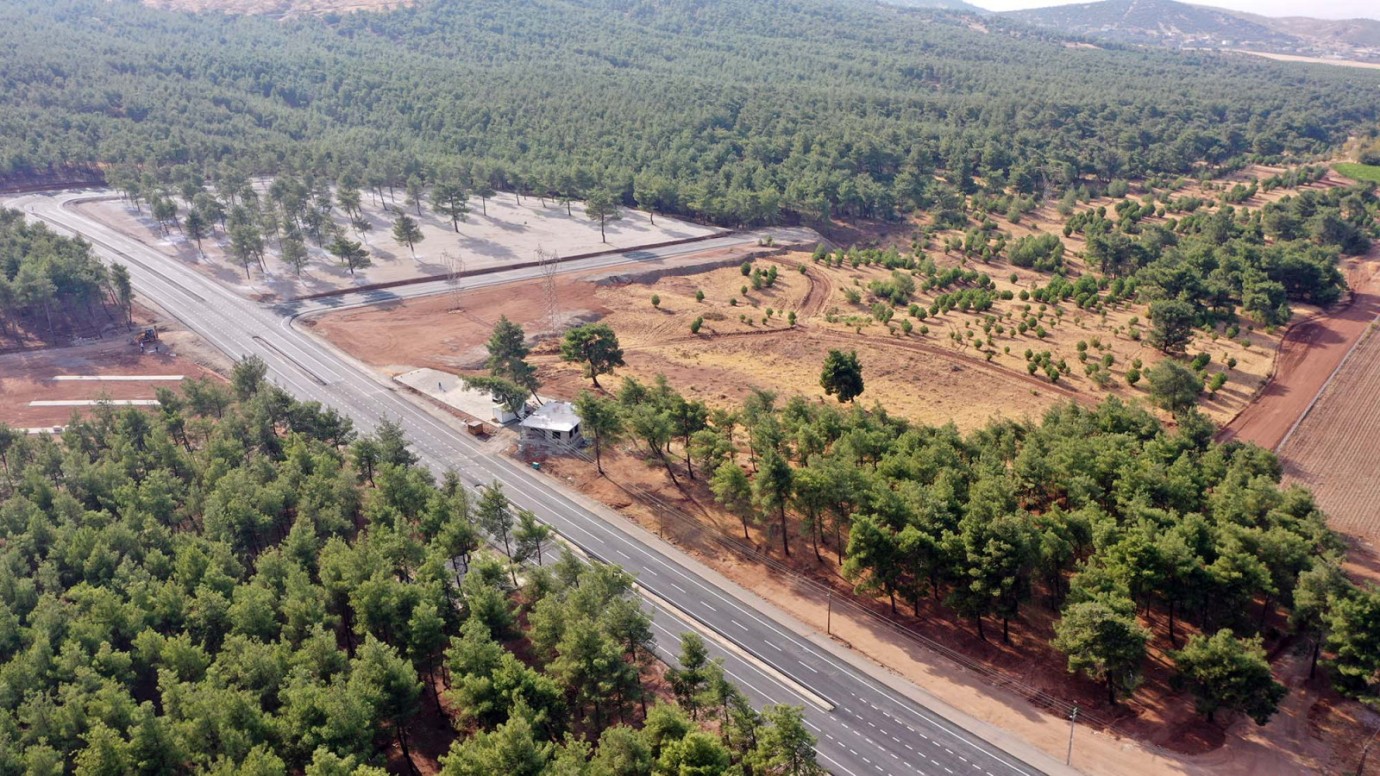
(1220, 252, 1380, 451)
(0, 332, 222, 429)
(1278, 310, 1380, 573)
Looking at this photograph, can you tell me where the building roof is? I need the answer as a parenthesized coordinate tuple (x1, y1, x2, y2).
(519, 401, 581, 433)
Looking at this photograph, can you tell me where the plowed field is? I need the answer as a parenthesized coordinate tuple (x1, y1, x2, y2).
(1279, 318, 1380, 554)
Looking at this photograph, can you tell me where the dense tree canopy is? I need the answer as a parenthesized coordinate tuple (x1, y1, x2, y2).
(590, 368, 1378, 718)
(0, 209, 131, 342)
(0, 385, 819, 772)
(3, 0, 1379, 227)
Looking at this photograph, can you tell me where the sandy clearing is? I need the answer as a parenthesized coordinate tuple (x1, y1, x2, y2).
(77, 189, 720, 302)
(1229, 50, 1380, 70)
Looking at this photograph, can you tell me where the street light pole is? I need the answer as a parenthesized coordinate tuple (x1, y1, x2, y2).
(1066, 706, 1079, 767)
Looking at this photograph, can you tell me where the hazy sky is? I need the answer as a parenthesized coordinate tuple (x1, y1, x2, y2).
(976, 0, 1380, 20)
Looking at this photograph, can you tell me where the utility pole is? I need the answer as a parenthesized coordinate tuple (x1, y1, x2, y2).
(1066, 706, 1078, 767)
(537, 244, 560, 334)
(827, 592, 833, 636)
(442, 250, 465, 311)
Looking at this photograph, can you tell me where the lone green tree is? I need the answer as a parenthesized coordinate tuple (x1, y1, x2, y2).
(231, 355, 269, 401)
(280, 234, 309, 276)
(573, 390, 624, 475)
(328, 236, 372, 276)
(405, 175, 426, 216)
(1148, 299, 1196, 355)
(820, 349, 864, 403)
(486, 316, 538, 397)
(1051, 595, 1150, 703)
(391, 213, 425, 257)
(432, 181, 471, 232)
(109, 263, 134, 328)
(1147, 360, 1202, 415)
(754, 450, 795, 557)
(184, 209, 209, 256)
(584, 189, 623, 243)
(473, 181, 497, 216)
(1171, 629, 1286, 725)
(560, 323, 625, 388)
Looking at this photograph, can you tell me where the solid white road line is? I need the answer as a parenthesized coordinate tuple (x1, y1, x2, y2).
(52, 375, 184, 381)
(29, 399, 160, 407)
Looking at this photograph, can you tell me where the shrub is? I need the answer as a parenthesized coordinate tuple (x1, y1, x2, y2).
(1008, 233, 1065, 271)
(1208, 371, 1228, 394)
(651, 294, 661, 308)
(690, 316, 703, 334)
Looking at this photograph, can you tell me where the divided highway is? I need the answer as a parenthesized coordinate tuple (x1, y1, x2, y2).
(11, 191, 1058, 776)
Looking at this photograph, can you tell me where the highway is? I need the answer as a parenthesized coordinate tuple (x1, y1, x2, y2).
(10, 190, 1061, 776)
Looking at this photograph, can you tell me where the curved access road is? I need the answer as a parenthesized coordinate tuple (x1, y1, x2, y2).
(10, 189, 1066, 776)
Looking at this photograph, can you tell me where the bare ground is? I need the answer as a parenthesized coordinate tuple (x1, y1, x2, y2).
(77, 190, 718, 302)
(1279, 312, 1380, 577)
(1221, 251, 1380, 451)
(0, 335, 224, 429)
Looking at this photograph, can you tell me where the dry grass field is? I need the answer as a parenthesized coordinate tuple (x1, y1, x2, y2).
(308, 165, 1362, 431)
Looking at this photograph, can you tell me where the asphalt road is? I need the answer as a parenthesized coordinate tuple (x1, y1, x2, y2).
(11, 190, 1057, 776)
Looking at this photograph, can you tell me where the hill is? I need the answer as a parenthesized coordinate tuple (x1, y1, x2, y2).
(1006, 0, 1292, 46)
(1007, 0, 1380, 62)
(873, 0, 988, 12)
(1249, 14, 1380, 49)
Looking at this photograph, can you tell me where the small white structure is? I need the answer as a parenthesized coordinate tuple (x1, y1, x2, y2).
(519, 401, 583, 453)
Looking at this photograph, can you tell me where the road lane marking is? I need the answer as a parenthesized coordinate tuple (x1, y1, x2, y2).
(638, 584, 834, 712)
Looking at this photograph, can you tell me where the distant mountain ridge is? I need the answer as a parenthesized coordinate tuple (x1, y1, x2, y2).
(1006, 0, 1380, 63)
(873, 0, 988, 13)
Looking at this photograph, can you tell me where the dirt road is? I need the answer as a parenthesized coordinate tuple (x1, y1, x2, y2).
(1218, 254, 1380, 450)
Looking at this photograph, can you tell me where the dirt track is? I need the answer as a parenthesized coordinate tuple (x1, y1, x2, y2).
(1219, 253, 1380, 450)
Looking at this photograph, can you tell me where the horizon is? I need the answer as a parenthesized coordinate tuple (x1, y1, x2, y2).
(975, 0, 1380, 21)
